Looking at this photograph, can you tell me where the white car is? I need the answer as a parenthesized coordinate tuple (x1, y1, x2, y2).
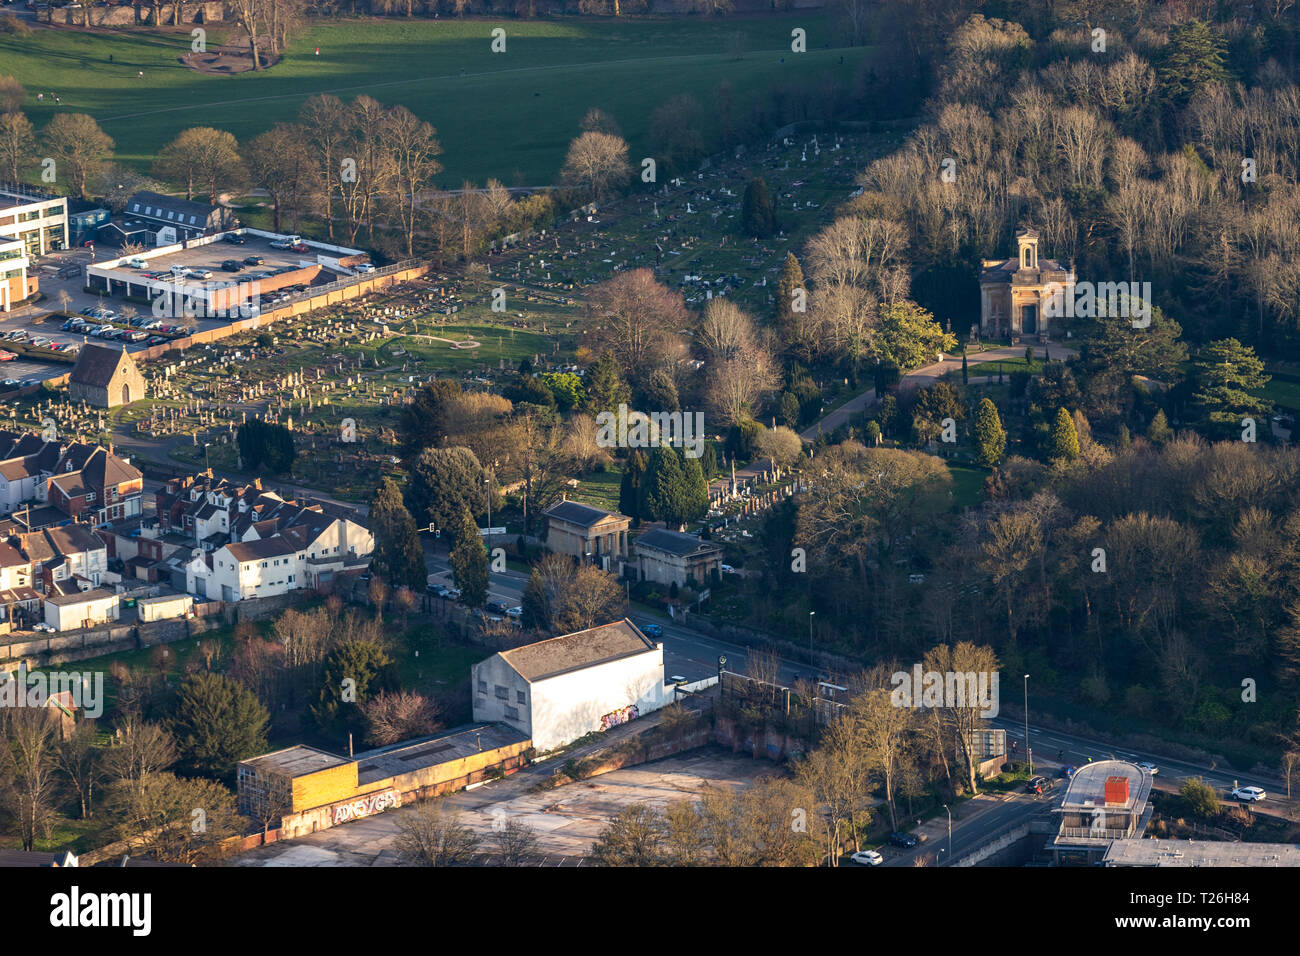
(356, 262, 376, 273)
(33, 622, 55, 633)
(1137, 762, 1159, 776)
(851, 850, 883, 866)
(1232, 786, 1266, 802)
(506, 606, 522, 618)
(720, 564, 737, 574)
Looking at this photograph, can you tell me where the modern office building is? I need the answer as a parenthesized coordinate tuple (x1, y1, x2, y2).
(0, 185, 69, 311)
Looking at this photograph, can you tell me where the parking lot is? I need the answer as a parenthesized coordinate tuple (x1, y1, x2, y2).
(0, 236, 365, 383)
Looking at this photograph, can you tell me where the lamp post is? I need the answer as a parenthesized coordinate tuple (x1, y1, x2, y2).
(808, 610, 815, 664)
(942, 804, 952, 862)
(484, 474, 492, 541)
(1023, 674, 1031, 775)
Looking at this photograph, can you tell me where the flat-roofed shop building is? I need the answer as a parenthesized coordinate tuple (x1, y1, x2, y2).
(0, 186, 68, 311)
(472, 619, 667, 752)
(237, 723, 530, 839)
(1052, 759, 1154, 865)
(83, 231, 366, 320)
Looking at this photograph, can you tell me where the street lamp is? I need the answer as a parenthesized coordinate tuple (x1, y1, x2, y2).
(808, 610, 815, 663)
(942, 804, 952, 861)
(484, 474, 492, 541)
(1023, 674, 1031, 775)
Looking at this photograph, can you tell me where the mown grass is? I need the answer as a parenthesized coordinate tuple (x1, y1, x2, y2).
(5, 15, 869, 183)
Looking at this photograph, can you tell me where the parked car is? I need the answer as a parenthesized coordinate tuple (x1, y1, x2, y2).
(720, 564, 737, 574)
(243, 255, 264, 266)
(127, 331, 147, 342)
(506, 606, 522, 619)
(124, 257, 148, 268)
(1232, 786, 1266, 802)
(1137, 762, 1159, 776)
(1026, 776, 1047, 794)
(189, 269, 213, 280)
(269, 239, 292, 250)
(289, 242, 310, 253)
(356, 262, 376, 273)
(641, 623, 663, 638)
(486, 600, 509, 615)
(29, 336, 48, 347)
(0, 351, 15, 362)
(850, 850, 883, 866)
(223, 233, 245, 244)
(889, 832, 919, 848)
(146, 336, 167, 346)
(222, 259, 243, 272)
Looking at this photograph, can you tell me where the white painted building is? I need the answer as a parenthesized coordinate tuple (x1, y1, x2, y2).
(471, 619, 667, 752)
(0, 187, 68, 312)
(44, 588, 120, 631)
(186, 517, 373, 601)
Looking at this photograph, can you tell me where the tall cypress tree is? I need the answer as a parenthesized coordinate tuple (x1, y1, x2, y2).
(741, 175, 776, 238)
(619, 449, 648, 524)
(449, 507, 489, 607)
(643, 446, 688, 527)
(370, 477, 427, 590)
(973, 398, 1006, 468)
(775, 252, 805, 345)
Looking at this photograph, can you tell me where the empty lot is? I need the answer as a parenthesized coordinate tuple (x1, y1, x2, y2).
(232, 747, 775, 867)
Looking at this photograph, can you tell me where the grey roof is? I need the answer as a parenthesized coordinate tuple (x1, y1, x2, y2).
(69, 344, 135, 389)
(126, 190, 218, 224)
(1104, 839, 1300, 867)
(239, 744, 350, 779)
(544, 500, 627, 528)
(44, 587, 117, 607)
(497, 619, 657, 683)
(226, 537, 300, 562)
(354, 723, 529, 785)
(634, 528, 722, 558)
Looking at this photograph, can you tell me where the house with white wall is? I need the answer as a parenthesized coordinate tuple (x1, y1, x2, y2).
(471, 619, 667, 752)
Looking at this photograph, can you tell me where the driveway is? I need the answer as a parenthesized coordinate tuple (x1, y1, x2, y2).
(802, 344, 1079, 440)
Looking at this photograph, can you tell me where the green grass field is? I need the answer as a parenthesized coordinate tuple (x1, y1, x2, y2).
(6, 15, 870, 184)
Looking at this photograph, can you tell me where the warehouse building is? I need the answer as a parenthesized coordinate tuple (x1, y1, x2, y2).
(472, 618, 668, 752)
(237, 723, 530, 839)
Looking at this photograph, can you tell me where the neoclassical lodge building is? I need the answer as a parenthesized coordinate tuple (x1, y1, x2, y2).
(979, 229, 1075, 340)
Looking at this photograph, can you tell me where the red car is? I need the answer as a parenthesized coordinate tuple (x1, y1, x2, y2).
(0, 350, 15, 362)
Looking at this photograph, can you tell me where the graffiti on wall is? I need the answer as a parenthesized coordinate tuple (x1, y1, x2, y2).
(332, 788, 401, 826)
(600, 704, 639, 731)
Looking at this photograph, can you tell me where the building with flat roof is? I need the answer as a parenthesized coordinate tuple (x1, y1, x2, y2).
(1052, 759, 1154, 864)
(0, 185, 67, 311)
(1104, 838, 1300, 867)
(473, 618, 668, 751)
(237, 724, 530, 839)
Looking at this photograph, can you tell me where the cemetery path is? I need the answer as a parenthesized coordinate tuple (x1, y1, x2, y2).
(801, 344, 1079, 441)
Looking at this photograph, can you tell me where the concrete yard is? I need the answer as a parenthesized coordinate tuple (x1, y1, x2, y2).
(231, 747, 776, 867)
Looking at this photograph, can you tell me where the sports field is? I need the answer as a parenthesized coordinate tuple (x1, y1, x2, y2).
(4, 15, 871, 184)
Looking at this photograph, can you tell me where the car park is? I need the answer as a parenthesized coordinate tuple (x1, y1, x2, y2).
(850, 850, 883, 866)
(1232, 786, 1266, 802)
